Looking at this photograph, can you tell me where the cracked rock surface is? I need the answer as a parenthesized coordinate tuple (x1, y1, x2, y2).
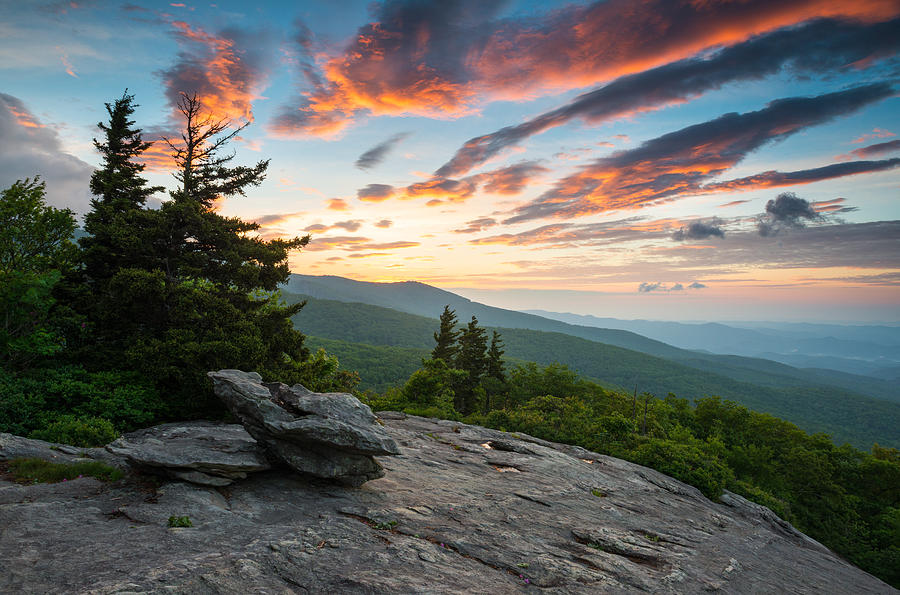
(208, 369, 400, 486)
(1, 414, 895, 594)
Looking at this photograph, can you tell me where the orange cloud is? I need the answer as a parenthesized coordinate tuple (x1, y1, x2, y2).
(161, 21, 273, 123)
(273, 0, 899, 137)
(404, 177, 478, 202)
(719, 200, 751, 208)
(326, 198, 349, 211)
(6, 103, 43, 129)
(58, 51, 77, 78)
(704, 158, 900, 194)
(505, 84, 893, 223)
(851, 127, 895, 144)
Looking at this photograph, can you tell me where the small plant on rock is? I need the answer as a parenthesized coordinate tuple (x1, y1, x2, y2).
(167, 515, 193, 528)
(374, 520, 398, 530)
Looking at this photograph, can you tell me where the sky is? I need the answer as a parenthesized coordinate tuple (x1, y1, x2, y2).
(1, 0, 899, 322)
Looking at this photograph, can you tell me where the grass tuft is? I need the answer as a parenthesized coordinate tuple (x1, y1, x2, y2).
(7, 457, 123, 484)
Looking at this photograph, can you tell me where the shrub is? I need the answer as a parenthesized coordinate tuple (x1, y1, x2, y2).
(167, 515, 193, 528)
(29, 415, 117, 447)
(0, 365, 163, 437)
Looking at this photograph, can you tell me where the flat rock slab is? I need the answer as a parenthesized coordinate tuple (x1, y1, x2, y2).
(106, 421, 271, 485)
(0, 414, 895, 594)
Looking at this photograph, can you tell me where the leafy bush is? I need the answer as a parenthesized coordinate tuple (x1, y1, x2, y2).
(29, 415, 117, 447)
(7, 457, 123, 483)
(629, 438, 733, 499)
(0, 365, 163, 437)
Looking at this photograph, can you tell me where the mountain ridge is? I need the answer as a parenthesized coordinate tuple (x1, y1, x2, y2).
(285, 274, 899, 404)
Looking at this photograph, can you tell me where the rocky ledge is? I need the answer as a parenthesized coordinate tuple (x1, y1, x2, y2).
(0, 414, 895, 594)
(208, 369, 400, 486)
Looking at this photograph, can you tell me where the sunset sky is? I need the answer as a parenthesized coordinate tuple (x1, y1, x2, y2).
(1, 0, 898, 322)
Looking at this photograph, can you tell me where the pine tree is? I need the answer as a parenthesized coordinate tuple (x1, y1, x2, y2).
(81, 91, 164, 283)
(486, 330, 505, 382)
(431, 305, 460, 362)
(454, 315, 489, 414)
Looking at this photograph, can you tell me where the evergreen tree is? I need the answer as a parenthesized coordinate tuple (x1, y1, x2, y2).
(486, 330, 505, 382)
(76, 91, 164, 346)
(453, 315, 488, 414)
(78, 92, 310, 415)
(431, 305, 459, 362)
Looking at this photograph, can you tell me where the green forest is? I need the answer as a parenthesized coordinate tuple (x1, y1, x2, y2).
(0, 92, 897, 588)
(291, 294, 900, 450)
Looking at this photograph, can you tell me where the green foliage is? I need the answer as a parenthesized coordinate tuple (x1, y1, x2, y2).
(373, 520, 398, 530)
(401, 358, 465, 416)
(290, 348, 361, 393)
(0, 179, 77, 370)
(0, 270, 66, 369)
(29, 415, 118, 447)
(630, 438, 733, 499)
(486, 330, 506, 382)
(7, 457, 124, 483)
(0, 178, 76, 276)
(0, 365, 163, 437)
(167, 515, 193, 528)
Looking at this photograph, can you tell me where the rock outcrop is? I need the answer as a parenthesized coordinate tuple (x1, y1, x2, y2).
(208, 369, 400, 486)
(105, 421, 271, 486)
(1, 414, 895, 594)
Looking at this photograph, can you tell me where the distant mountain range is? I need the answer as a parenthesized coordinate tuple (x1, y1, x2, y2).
(284, 275, 899, 402)
(525, 310, 900, 380)
(283, 274, 900, 449)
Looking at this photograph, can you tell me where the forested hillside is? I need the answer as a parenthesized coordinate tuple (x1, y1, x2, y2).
(284, 276, 899, 404)
(290, 294, 900, 449)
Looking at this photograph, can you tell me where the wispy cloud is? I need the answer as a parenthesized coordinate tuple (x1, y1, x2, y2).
(851, 127, 895, 144)
(304, 219, 364, 233)
(849, 139, 900, 159)
(437, 18, 900, 177)
(704, 158, 900, 194)
(638, 281, 706, 293)
(355, 132, 409, 170)
(503, 84, 894, 224)
(454, 217, 498, 234)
